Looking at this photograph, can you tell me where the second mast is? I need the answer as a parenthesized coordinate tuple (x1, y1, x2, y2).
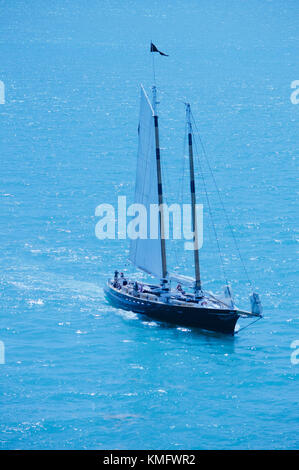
(186, 103, 202, 295)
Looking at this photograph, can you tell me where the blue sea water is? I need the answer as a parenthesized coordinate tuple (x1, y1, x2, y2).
(0, 0, 298, 450)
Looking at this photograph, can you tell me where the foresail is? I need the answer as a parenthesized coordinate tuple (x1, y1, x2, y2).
(129, 86, 163, 279)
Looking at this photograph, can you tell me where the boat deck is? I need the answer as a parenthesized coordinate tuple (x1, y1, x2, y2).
(108, 279, 232, 311)
(105, 279, 241, 334)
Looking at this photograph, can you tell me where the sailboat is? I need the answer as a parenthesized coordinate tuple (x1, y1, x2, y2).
(104, 84, 263, 335)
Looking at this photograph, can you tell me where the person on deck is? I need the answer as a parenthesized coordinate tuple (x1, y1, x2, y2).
(113, 270, 119, 288)
(176, 283, 185, 296)
(120, 273, 127, 287)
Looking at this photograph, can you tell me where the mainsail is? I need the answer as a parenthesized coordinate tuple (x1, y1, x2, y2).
(129, 86, 164, 279)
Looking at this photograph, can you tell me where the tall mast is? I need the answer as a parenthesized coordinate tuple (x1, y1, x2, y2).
(186, 103, 201, 296)
(152, 86, 167, 281)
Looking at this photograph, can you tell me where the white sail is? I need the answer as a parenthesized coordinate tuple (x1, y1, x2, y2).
(129, 86, 163, 279)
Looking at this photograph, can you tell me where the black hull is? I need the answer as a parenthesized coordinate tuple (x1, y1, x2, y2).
(105, 284, 239, 335)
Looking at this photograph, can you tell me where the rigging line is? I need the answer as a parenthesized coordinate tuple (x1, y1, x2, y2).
(155, 92, 224, 283)
(172, 120, 188, 272)
(180, 120, 188, 204)
(157, 86, 187, 106)
(132, 106, 154, 266)
(158, 114, 173, 271)
(185, 123, 216, 274)
(156, 109, 186, 273)
(152, 53, 156, 85)
(150, 87, 189, 274)
(190, 110, 254, 291)
(235, 316, 262, 334)
(191, 129, 229, 287)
